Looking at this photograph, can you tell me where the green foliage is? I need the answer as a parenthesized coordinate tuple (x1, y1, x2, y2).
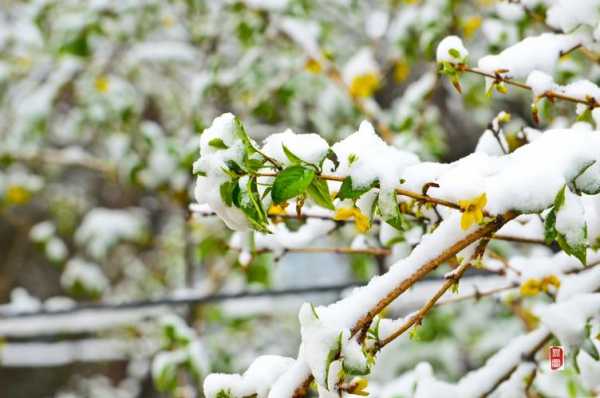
(271, 165, 316, 204)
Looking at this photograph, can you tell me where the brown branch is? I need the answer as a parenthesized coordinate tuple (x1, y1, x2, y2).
(256, 172, 462, 211)
(377, 237, 491, 348)
(491, 234, 547, 245)
(350, 212, 515, 339)
(230, 245, 390, 257)
(459, 64, 599, 108)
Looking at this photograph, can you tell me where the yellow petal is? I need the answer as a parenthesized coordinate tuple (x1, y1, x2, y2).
(268, 203, 288, 216)
(334, 207, 355, 221)
(95, 76, 110, 93)
(393, 60, 410, 83)
(353, 209, 371, 233)
(460, 212, 475, 230)
(462, 16, 482, 39)
(6, 185, 30, 204)
(304, 58, 322, 74)
(475, 193, 487, 208)
(520, 278, 542, 297)
(349, 73, 380, 98)
(473, 209, 484, 224)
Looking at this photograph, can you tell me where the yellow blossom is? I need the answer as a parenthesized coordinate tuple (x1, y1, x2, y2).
(162, 15, 175, 28)
(95, 76, 110, 93)
(349, 378, 369, 396)
(335, 207, 370, 233)
(462, 16, 482, 39)
(349, 73, 380, 98)
(393, 60, 410, 82)
(268, 203, 288, 216)
(304, 58, 322, 74)
(458, 193, 487, 230)
(520, 278, 542, 296)
(542, 274, 561, 291)
(6, 185, 30, 204)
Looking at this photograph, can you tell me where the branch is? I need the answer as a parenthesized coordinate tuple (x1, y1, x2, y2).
(350, 212, 515, 338)
(256, 171, 463, 211)
(377, 237, 491, 348)
(231, 245, 391, 257)
(458, 63, 599, 108)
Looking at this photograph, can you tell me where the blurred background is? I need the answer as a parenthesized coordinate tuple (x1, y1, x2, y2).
(0, 0, 595, 397)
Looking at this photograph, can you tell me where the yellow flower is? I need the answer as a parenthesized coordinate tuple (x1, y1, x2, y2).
(349, 73, 380, 98)
(6, 185, 30, 204)
(462, 16, 482, 39)
(542, 274, 561, 291)
(458, 193, 487, 230)
(162, 15, 175, 28)
(95, 76, 110, 93)
(335, 207, 370, 233)
(393, 60, 410, 83)
(520, 278, 542, 297)
(349, 378, 369, 396)
(304, 58, 322, 74)
(268, 203, 288, 216)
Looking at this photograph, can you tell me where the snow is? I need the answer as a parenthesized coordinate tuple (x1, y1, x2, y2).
(194, 113, 250, 231)
(279, 17, 320, 57)
(400, 129, 600, 215)
(75, 207, 147, 258)
(365, 11, 389, 39)
(456, 327, 550, 397)
(127, 41, 197, 63)
(555, 186, 586, 249)
(526, 70, 556, 97)
(261, 129, 329, 167)
(326, 120, 418, 195)
(477, 33, 581, 79)
(230, 213, 336, 257)
(436, 36, 468, 64)
(546, 0, 600, 33)
(536, 293, 600, 349)
(203, 355, 295, 398)
(0, 339, 131, 367)
(29, 220, 55, 242)
(61, 258, 109, 295)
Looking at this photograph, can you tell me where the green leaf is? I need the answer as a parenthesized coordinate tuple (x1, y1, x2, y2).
(233, 117, 257, 154)
(378, 189, 409, 231)
(246, 253, 271, 287)
(338, 176, 373, 200)
(544, 208, 557, 244)
(326, 149, 339, 170)
(154, 359, 178, 392)
(219, 181, 238, 207)
(282, 144, 302, 165)
(208, 138, 228, 149)
(224, 160, 244, 176)
(271, 166, 315, 204)
(448, 48, 461, 59)
(307, 178, 334, 210)
(239, 177, 269, 233)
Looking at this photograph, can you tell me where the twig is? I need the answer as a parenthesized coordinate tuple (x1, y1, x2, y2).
(230, 245, 391, 257)
(256, 172, 462, 210)
(377, 237, 491, 348)
(458, 64, 599, 108)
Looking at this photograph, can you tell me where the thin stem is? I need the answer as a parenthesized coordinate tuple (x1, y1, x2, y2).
(378, 238, 491, 348)
(350, 212, 515, 339)
(459, 64, 599, 108)
(255, 171, 462, 210)
(230, 245, 390, 257)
